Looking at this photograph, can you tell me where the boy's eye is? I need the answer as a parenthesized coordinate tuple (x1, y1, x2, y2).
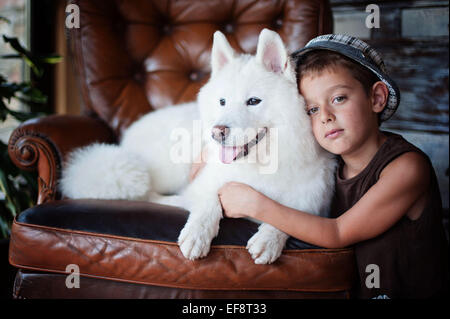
(220, 98, 226, 106)
(246, 97, 262, 106)
(306, 106, 319, 116)
(332, 96, 346, 104)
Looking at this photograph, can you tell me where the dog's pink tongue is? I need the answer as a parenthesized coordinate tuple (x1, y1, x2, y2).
(220, 146, 242, 164)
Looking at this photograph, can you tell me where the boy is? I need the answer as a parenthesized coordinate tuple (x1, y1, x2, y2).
(215, 35, 448, 298)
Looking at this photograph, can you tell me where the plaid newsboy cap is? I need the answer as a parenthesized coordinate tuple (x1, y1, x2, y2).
(292, 34, 400, 122)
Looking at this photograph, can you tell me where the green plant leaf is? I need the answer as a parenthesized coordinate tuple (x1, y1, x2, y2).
(38, 54, 63, 64)
(0, 33, 57, 239)
(0, 142, 19, 178)
(0, 81, 27, 101)
(8, 109, 44, 122)
(2, 35, 44, 77)
(0, 100, 8, 121)
(18, 85, 48, 104)
(0, 54, 22, 59)
(0, 169, 18, 217)
(0, 213, 11, 239)
(0, 81, 48, 114)
(0, 16, 11, 24)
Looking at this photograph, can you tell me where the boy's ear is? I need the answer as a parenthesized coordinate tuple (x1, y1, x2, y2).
(256, 28, 288, 74)
(211, 31, 235, 77)
(371, 81, 389, 114)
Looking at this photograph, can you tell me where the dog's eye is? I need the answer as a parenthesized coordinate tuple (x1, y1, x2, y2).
(220, 98, 226, 106)
(247, 97, 261, 106)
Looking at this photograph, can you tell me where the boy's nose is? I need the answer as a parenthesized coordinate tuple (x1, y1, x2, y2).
(320, 107, 335, 124)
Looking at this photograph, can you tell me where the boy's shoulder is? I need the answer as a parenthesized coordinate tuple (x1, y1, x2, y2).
(382, 150, 430, 174)
(379, 144, 431, 190)
(382, 131, 431, 162)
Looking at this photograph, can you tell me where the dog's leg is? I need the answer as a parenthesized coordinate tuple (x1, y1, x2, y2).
(246, 223, 289, 264)
(177, 197, 222, 260)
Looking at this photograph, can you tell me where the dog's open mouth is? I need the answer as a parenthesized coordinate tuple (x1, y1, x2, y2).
(219, 128, 268, 164)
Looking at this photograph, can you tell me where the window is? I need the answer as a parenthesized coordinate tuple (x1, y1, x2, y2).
(0, 0, 29, 143)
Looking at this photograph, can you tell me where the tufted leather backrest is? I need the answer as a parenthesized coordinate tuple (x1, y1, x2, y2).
(68, 0, 332, 136)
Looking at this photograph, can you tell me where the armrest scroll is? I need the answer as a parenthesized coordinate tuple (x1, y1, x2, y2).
(8, 114, 116, 204)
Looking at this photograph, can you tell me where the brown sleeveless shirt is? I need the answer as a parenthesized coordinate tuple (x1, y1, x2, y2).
(331, 131, 449, 298)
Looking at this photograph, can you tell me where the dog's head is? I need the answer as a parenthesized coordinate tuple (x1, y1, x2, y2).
(210, 28, 295, 81)
(198, 29, 309, 165)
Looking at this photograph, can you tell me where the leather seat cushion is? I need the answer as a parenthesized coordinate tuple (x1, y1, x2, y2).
(9, 199, 356, 292)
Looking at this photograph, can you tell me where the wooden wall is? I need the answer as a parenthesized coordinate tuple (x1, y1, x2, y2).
(331, 0, 449, 217)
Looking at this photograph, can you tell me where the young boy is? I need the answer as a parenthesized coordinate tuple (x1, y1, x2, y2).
(215, 35, 449, 298)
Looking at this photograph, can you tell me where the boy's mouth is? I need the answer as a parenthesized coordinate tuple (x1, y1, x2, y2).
(325, 129, 344, 139)
(219, 128, 268, 164)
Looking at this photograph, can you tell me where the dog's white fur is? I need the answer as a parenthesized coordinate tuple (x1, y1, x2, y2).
(60, 29, 336, 264)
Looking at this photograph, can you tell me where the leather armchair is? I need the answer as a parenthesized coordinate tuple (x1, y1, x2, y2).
(8, 0, 357, 298)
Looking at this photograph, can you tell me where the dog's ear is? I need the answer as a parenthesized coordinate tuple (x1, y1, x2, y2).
(211, 31, 235, 77)
(256, 29, 288, 74)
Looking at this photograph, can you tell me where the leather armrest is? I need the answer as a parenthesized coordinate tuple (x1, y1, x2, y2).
(8, 114, 116, 204)
(13, 199, 319, 249)
(10, 200, 358, 294)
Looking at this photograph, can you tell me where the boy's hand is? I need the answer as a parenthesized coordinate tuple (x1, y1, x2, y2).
(218, 182, 267, 219)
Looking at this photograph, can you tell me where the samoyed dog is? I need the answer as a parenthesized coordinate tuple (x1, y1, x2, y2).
(61, 29, 336, 264)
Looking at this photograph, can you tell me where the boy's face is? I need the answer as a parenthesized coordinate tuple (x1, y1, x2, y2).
(299, 65, 384, 156)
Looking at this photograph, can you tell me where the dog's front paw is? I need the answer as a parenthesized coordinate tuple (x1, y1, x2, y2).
(178, 223, 213, 260)
(246, 226, 287, 264)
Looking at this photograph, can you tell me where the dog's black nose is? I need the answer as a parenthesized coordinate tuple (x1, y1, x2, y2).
(211, 125, 230, 142)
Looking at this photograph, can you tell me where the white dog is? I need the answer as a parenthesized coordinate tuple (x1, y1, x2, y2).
(60, 29, 336, 264)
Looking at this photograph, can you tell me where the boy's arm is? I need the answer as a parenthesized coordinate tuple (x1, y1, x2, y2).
(221, 152, 430, 248)
(334, 151, 429, 246)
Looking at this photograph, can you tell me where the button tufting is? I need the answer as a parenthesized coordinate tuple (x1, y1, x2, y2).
(224, 23, 235, 34)
(189, 70, 207, 82)
(134, 71, 145, 84)
(162, 24, 172, 35)
(189, 71, 200, 82)
(274, 18, 283, 29)
(133, 63, 146, 84)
